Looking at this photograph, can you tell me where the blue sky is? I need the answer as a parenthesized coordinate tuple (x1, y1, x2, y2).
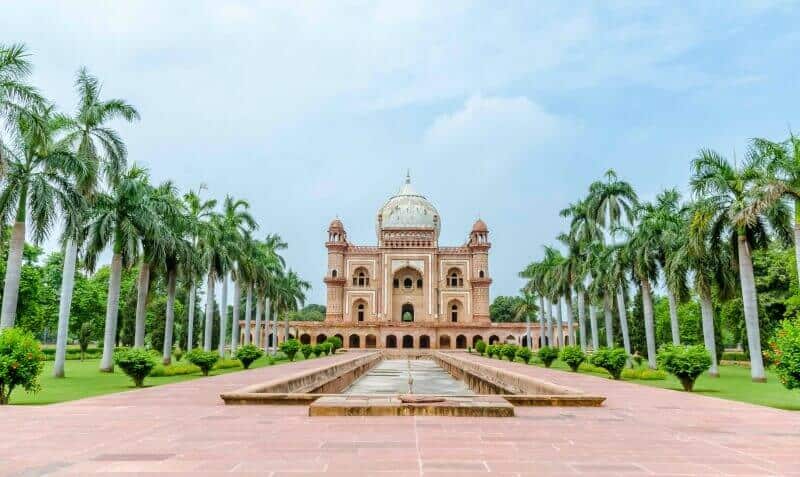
(3, 1, 800, 304)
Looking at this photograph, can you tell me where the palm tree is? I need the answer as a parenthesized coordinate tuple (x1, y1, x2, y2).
(263, 233, 287, 351)
(53, 68, 139, 377)
(182, 187, 215, 351)
(0, 44, 43, 174)
(85, 165, 155, 371)
(690, 149, 792, 381)
(0, 105, 81, 329)
(513, 290, 538, 349)
(273, 269, 309, 344)
(749, 134, 800, 284)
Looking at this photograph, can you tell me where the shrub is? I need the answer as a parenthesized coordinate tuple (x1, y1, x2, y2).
(475, 339, 487, 355)
(114, 348, 157, 387)
(590, 347, 628, 380)
(631, 351, 643, 367)
(769, 319, 800, 391)
(501, 344, 518, 361)
(215, 359, 243, 370)
(173, 346, 184, 362)
(279, 339, 301, 361)
(313, 344, 325, 357)
(0, 328, 45, 404)
(325, 336, 342, 352)
(185, 350, 220, 376)
(515, 346, 533, 364)
(721, 351, 748, 362)
(559, 346, 586, 372)
(300, 344, 314, 360)
(622, 367, 667, 380)
(485, 344, 494, 357)
(77, 322, 93, 361)
(323, 342, 333, 355)
(657, 344, 711, 391)
(149, 363, 199, 377)
(235, 345, 264, 369)
(537, 346, 558, 368)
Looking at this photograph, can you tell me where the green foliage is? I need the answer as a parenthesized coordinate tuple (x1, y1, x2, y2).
(559, 345, 586, 372)
(721, 351, 748, 361)
(489, 296, 525, 322)
(313, 344, 325, 357)
(300, 344, 313, 360)
(657, 344, 712, 391)
(77, 323, 93, 360)
(113, 348, 157, 387)
(590, 347, 628, 379)
(149, 358, 242, 377)
(285, 304, 326, 322)
(173, 345, 184, 362)
(622, 367, 667, 380)
(325, 336, 342, 352)
(0, 328, 45, 404)
(768, 318, 800, 391)
(537, 346, 558, 367)
(475, 339, 486, 355)
(184, 350, 219, 376)
(515, 346, 533, 363)
(235, 345, 263, 369)
(322, 342, 333, 355)
(501, 344, 517, 361)
(279, 339, 301, 361)
(485, 344, 498, 358)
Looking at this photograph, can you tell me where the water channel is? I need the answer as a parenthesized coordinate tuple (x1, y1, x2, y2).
(344, 359, 474, 395)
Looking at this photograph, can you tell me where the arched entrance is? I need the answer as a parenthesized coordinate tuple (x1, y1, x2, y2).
(335, 334, 344, 346)
(420, 335, 430, 349)
(401, 303, 414, 322)
(365, 334, 377, 348)
(300, 333, 311, 345)
(402, 335, 414, 349)
(316, 334, 327, 344)
(472, 335, 484, 347)
(489, 335, 499, 345)
(386, 335, 397, 348)
(456, 335, 467, 349)
(348, 334, 360, 348)
(439, 335, 451, 349)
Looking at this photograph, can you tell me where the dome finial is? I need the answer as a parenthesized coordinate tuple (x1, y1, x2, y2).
(405, 169, 411, 184)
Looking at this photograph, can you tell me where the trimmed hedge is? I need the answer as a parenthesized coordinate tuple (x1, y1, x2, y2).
(721, 351, 748, 362)
(589, 347, 628, 380)
(114, 348, 157, 387)
(537, 346, 558, 368)
(657, 344, 711, 391)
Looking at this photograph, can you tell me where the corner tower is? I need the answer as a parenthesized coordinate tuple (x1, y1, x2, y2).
(324, 218, 347, 320)
(469, 218, 492, 323)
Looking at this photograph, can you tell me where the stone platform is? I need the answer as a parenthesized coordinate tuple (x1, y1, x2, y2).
(309, 394, 514, 417)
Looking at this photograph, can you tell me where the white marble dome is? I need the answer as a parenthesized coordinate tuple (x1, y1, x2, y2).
(376, 175, 440, 236)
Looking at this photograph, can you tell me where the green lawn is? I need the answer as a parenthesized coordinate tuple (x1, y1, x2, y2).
(10, 352, 311, 406)
(529, 358, 800, 411)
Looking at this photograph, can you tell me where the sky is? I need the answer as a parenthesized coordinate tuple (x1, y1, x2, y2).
(3, 1, 800, 304)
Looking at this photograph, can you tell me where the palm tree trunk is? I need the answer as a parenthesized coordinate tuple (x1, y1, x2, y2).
(616, 288, 631, 356)
(603, 293, 614, 348)
(162, 270, 177, 365)
(737, 236, 766, 382)
(577, 292, 587, 351)
(538, 296, 548, 347)
(525, 312, 532, 350)
(217, 271, 228, 357)
(698, 290, 719, 377)
(264, 298, 272, 352)
(640, 278, 657, 369)
(186, 280, 196, 351)
(271, 303, 278, 352)
(230, 279, 241, 354)
(667, 289, 681, 345)
(554, 299, 563, 347)
(565, 293, 574, 347)
(203, 270, 215, 351)
(100, 254, 123, 372)
(243, 284, 252, 345)
(794, 199, 800, 288)
(133, 262, 150, 348)
(0, 221, 26, 329)
(589, 303, 599, 350)
(54, 239, 78, 377)
(254, 295, 263, 347)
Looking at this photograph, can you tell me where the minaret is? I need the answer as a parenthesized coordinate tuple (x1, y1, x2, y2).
(324, 218, 347, 321)
(469, 218, 491, 323)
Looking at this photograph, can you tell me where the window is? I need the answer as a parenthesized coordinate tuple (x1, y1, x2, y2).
(357, 303, 365, 322)
(331, 270, 337, 278)
(450, 273, 458, 287)
(393, 278, 399, 289)
(451, 304, 458, 322)
(479, 270, 485, 278)
(353, 267, 369, 287)
(403, 278, 413, 289)
(416, 278, 423, 289)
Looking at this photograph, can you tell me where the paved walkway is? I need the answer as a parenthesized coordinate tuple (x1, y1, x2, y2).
(1, 353, 799, 476)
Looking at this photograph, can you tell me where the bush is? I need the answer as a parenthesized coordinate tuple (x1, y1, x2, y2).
(537, 346, 558, 368)
(501, 344, 518, 361)
(590, 347, 628, 380)
(325, 336, 342, 352)
(622, 367, 667, 380)
(559, 346, 586, 372)
(631, 352, 644, 367)
(485, 344, 495, 358)
(313, 344, 325, 357)
(185, 350, 220, 376)
(279, 339, 301, 361)
(515, 346, 533, 364)
(475, 339, 487, 355)
(149, 363, 199, 377)
(0, 328, 45, 404)
(721, 351, 748, 362)
(77, 322, 93, 361)
(300, 344, 314, 360)
(769, 318, 800, 391)
(657, 344, 711, 391)
(235, 345, 264, 369)
(173, 346, 184, 362)
(114, 348, 157, 387)
(323, 342, 333, 355)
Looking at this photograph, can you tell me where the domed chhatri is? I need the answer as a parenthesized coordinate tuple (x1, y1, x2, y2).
(376, 172, 440, 240)
(328, 218, 344, 231)
(472, 218, 488, 233)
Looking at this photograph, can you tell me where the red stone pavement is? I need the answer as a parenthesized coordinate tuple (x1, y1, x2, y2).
(1, 352, 799, 477)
